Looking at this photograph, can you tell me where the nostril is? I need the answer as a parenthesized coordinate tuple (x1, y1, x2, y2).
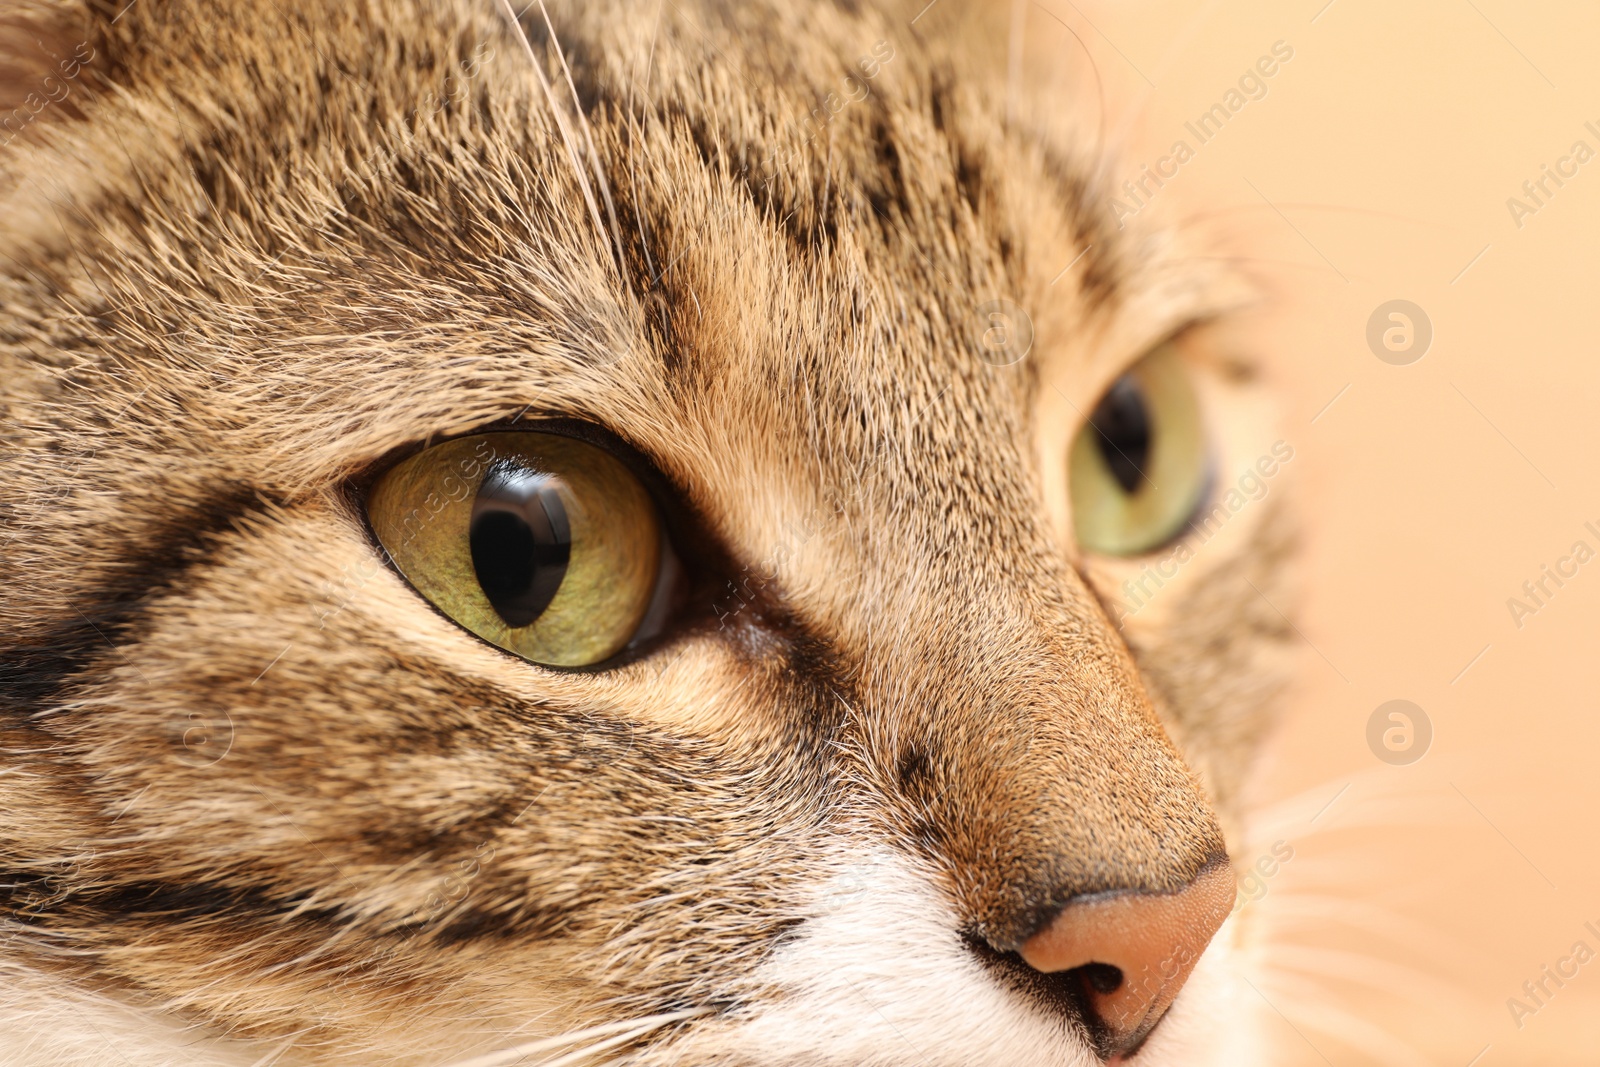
(1013, 861, 1234, 1058)
(1078, 962, 1123, 996)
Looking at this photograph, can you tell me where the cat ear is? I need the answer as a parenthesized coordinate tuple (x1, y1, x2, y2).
(0, 1, 104, 143)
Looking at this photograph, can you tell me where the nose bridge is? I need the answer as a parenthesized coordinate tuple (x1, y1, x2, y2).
(861, 565, 1226, 952)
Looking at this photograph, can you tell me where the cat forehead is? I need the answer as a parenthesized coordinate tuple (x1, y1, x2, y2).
(264, 0, 1135, 458)
(3, 0, 1230, 489)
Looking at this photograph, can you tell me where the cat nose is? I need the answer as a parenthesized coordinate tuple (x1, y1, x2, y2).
(1017, 861, 1234, 1058)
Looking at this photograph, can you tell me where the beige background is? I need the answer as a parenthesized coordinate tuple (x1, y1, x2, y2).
(1010, 0, 1600, 1062)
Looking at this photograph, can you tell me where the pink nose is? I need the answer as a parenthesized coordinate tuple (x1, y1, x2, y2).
(1017, 863, 1235, 1055)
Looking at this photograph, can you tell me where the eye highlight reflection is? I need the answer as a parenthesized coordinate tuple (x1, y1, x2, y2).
(470, 466, 573, 628)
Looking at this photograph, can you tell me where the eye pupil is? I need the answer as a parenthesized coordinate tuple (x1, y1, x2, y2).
(1089, 375, 1151, 494)
(469, 466, 572, 628)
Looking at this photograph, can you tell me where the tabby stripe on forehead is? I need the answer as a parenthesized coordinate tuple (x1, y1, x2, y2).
(0, 485, 282, 716)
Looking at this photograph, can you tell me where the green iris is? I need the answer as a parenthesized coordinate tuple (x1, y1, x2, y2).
(369, 433, 662, 667)
(1069, 344, 1210, 557)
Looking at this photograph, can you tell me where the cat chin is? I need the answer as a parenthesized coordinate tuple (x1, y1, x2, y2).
(642, 848, 1249, 1067)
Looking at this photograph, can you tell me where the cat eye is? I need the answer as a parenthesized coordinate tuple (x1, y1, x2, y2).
(367, 432, 666, 667)
(1068, 343, 1210, 556)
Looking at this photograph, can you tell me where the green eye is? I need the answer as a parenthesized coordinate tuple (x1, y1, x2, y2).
(368, 433, 663, 667)
(1069, 344, 1210, 556)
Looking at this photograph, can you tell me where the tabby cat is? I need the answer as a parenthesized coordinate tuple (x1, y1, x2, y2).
(0, 0, 1296, 1063)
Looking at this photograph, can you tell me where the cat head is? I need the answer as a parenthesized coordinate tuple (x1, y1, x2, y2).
(0, 0, 1296, 1063)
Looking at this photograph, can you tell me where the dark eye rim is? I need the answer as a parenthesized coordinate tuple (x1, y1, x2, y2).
(346, 416, 735, 674)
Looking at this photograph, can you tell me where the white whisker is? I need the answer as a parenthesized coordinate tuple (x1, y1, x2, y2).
(1241, 767, 1467, 845)
(1245, 981, 1438, 1067)
(243, 1033, 302, 1067)
(436, 1008, 708, 1067)
(493, 0, 616, 278)
(623, 0, 667, 284)
(520, 1024, 668, 1067)
(535, 0, 628, 272)
(1264, 945, 1471, 1009)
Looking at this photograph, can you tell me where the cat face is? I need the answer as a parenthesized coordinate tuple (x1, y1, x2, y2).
(0, 0, 1295, 1064)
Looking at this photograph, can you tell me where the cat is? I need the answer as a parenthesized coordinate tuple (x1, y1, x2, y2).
(0, 0, 1297, 1063)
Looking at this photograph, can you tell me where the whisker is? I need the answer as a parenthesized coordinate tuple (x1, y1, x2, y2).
(1255, 893, 1468, 951)
(1170, 201, 1440, 232)
(436, 1008, 709, 1067)
(243, 1033, 303, 1067)
(534, 0, 628, 272)
(1241, 767, 1468, 844)
(1006, 0, 1022, 126)
(1247, 986, 1435, 1067)
(522, 1024, 673, 1067)
(1028, 1, 1106, 162)
(1264, 945, 1471, 1009)
(493, 0, 616, 278)
(623, 0, 667, 284)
